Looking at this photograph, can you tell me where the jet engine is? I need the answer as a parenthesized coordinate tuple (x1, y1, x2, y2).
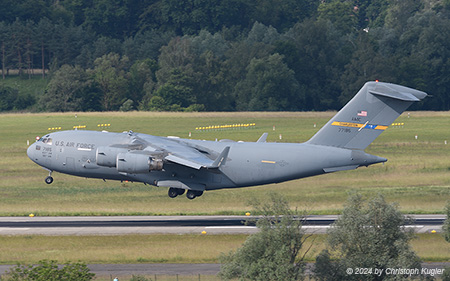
(96, 147, 163, 173)
(96, 147, 127, 167)
(116, 152, 163, 173)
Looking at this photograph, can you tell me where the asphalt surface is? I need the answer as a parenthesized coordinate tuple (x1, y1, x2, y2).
(0, 263, 448, 277)
(0, 215, 446, 277)
(0, 215, 445, 235)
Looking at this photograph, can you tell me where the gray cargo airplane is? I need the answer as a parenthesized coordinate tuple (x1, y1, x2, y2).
(27, 82, 427, 199)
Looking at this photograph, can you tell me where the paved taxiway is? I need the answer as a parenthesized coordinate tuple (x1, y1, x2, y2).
(0, 215, 444, 235)
(0, 216, 446, 277)
(1, 263, 448, 277)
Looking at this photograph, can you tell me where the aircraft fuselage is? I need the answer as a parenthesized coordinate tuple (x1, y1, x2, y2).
(27, 130, 385, 191)
(26, 82, 427, 199)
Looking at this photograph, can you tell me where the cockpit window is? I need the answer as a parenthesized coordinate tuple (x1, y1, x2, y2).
(41, 138, 53, 145)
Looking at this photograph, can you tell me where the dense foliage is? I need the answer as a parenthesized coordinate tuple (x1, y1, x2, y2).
(444, 201, 450, 243)
(444, 202, 450, 281)
(219, 192, 312, 280)
(4, 260, 94, 281)
(1, 0, 450, 112)
(314, 193, 424, 281)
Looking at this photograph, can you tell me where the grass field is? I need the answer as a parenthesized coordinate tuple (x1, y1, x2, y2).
(0, 233, 447, 264)
(1, 111, 449, 269)
(1, 111, 450, 215)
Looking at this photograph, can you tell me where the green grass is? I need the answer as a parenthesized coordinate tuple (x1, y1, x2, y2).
(0, 233, 447, 264)
(0, 234, 246, 264)
(0, 111, 449, 215)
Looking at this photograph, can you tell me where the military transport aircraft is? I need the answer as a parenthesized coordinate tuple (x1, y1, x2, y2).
(27, 81, 427, 199)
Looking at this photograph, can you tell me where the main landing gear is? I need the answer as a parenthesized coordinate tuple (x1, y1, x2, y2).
(186, 190, 203, 200)
(168, 187, 203, 199)
(45, 171, 54, 184)
(168, 187, 185, 198)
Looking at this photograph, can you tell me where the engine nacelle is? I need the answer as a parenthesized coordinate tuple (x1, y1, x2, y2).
(149, 158, 164, 171)
(96, 146, 128, 167)
(116, 153, 163, 174)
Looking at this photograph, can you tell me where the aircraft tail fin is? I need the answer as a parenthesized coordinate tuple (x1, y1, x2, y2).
(307, 81, 427, 150)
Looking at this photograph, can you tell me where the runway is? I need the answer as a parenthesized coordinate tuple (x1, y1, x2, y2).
(0, 215, 446, 278)
(0, 262, 448, 277)
(0, 215, 444, 235)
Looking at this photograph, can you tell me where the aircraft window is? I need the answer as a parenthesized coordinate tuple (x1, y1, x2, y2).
(42, 138, 53, 145)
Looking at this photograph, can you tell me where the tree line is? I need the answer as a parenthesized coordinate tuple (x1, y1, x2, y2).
(1, 0, 450, 112)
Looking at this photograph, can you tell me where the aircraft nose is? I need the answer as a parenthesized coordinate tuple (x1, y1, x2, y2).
(27, 143, 36, 161)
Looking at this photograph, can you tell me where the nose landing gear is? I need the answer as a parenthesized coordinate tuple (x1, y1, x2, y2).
(45, 171, 54, 184)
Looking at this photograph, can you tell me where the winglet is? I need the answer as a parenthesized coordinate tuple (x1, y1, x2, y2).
(257, 133, 268, 143)
(210, 146, 230, 168)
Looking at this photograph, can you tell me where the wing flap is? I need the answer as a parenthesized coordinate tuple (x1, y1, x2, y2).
(137, 134, 230, 170)
(165, 146, 230, 170)
(165, 154, 203, 169)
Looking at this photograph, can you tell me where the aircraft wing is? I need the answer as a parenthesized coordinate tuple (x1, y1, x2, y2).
(137, 134, 229, 170)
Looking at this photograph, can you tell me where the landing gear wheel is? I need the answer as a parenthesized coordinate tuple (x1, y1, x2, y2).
(168, 188, 186, 198)
(45, 176, 53, 184)
(186, 190, 203, 200)
(186, 190, 196, 200)
(168, 188, 179, 198)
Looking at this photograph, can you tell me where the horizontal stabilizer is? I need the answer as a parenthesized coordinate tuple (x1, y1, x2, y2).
(368, 82, 426, 101)
(369, 90, 420, 102)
